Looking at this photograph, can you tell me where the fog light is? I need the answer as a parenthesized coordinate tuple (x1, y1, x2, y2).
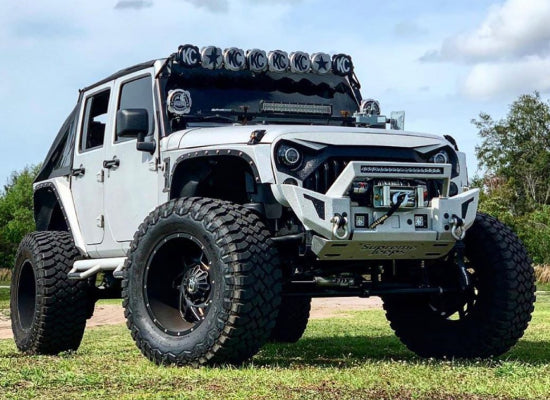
(355, 214, 368, 228)
(414, 214, 428, 228)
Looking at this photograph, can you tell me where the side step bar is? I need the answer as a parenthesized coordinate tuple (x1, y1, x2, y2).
(68, 257, 127, 280)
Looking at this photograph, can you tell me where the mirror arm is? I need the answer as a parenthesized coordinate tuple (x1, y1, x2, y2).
(136, 131, 156, 154)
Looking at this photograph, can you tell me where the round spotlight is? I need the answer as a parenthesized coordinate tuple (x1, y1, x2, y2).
(223, 47, 246, 71)
(201, 46, 223, 69)
(277, 145, 301, 168)
(176, 44, 200, 67)
(289, 51, 311, 73)
(331, 54, 353, 76)
(246, 49, 268, 72)
(432, 151, 449, 164)
(310, 52, 331, 74)
(268, 50, 289, 72)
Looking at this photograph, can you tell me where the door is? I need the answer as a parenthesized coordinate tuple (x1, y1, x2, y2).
(103, 72, 159, 243)
(71, 84, 112, 245)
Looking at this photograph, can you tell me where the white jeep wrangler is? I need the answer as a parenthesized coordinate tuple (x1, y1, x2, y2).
(11, 45, 535, 366)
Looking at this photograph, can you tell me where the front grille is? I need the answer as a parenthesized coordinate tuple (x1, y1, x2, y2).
(303, 158, 350, 193)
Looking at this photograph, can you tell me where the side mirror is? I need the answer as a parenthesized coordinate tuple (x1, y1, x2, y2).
(116, 109, 156, 153)
(117, 109, 148, 138)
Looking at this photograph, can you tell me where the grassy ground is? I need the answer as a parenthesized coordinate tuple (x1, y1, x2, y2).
(0, 294, 549, 399)
(0, 286, 9, 317)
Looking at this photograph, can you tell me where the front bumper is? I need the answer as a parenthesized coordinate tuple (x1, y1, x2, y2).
(271, 161, 479, 260)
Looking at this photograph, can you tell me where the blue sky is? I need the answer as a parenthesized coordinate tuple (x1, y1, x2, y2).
(1, 0, 549, 185)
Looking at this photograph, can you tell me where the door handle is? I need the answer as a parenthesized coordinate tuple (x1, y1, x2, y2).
(71, 165, 86, 176)
(103, 157, 120, 169)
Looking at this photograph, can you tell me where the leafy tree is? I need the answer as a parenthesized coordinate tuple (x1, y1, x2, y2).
(474, 92, 550, 214)
(0, 165, 39, 268)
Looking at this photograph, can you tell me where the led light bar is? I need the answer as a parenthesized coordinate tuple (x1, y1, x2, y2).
(260, 101, 332, 115)
(360, 166, 444, 175)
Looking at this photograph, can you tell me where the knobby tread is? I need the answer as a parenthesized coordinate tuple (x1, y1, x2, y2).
(270, 296, 311, 343)
(122, 197, 282, 366)
(383, 213, 536, 358)
(11, 231, 92, 354)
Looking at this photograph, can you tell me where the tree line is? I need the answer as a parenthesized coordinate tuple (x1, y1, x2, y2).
(0, 166, 38, 268)
(473, 92, 550, 264)
(1, 93, 550, 267)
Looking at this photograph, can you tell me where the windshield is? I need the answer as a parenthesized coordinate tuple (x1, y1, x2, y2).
(160, 66, 360, 132)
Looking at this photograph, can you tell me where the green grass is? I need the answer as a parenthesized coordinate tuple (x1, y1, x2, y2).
(1, 295, 550, 399)
(0, 287, 9, 314)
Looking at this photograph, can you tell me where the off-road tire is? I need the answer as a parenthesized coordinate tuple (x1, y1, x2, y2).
(383, 213, 536, 358)
(122, 197, 282, 366)
(270, 296, 311, 343)
(11, 231, 92, 354)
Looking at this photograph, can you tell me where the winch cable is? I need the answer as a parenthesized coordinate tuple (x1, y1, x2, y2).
(368, 192, 406, 229)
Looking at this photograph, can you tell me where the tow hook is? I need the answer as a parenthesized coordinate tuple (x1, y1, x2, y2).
(331, 213, 349, 239)
(450, 215, 470, 290)
(450, 215, 466, 240)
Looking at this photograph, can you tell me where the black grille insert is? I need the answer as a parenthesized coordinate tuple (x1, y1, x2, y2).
(303, 158, 350, 193)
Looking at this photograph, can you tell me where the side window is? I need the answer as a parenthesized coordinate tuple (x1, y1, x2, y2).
(116, 76, 154, 142)
(80, 89, 110, 151)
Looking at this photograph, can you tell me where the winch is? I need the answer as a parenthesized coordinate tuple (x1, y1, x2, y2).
(350, 179, 428, 209)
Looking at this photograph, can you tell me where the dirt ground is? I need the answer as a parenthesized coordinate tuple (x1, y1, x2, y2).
(0, 297, 382, 340)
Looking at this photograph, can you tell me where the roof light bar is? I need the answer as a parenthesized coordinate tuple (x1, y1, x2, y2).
(261, 101, 332, 115)
(173, 44, 354, 76)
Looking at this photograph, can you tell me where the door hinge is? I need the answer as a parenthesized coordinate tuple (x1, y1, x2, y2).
(97, 170, 104, 183)
(149, 157, 158, 172)
(96, 215, 104, 228)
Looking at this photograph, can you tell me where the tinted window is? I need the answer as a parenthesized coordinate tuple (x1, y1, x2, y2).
(117, 76, 154, 141)
(80, 90, 110, 151)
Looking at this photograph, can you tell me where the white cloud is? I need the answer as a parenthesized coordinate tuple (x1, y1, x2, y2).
(114, 1, 153, 10)
(178, 0, 303, 13)
(180, 0, 228, 13)
(438, 0, 550, 62)
(421, 0, 550, 99)
(461, 57, 550, 99)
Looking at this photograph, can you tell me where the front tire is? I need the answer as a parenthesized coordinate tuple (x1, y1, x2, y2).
(123, 198, 282, 366)
(11, 231, 92, 354)
(270, 296, 311, 343)
(383, 213, 535, 358)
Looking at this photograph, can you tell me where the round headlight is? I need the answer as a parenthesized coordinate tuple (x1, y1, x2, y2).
(432, 151, 449, 164)
(277, 145, 302, 168)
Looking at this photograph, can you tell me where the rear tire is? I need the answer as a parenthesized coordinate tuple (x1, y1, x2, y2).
(11, 231, 92, 354)
(123, 197, 282, 366)
(383, 213, 535, 358)
(270, 296, 311, 343)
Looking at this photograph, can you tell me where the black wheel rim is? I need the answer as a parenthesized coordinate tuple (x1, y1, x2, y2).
(17, 260, 36, 330)
(144, 233, 213, 336)
(428, 255, 480, 321)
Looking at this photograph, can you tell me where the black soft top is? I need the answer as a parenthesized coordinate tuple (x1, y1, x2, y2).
(80, 59, 157, 93)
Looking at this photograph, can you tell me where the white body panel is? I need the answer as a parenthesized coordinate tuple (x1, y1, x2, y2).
(103, 70, 160, 245)
(71, 68, 162, 258)
(163, 125, 445, 150)
(72, 81, 113, 246)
